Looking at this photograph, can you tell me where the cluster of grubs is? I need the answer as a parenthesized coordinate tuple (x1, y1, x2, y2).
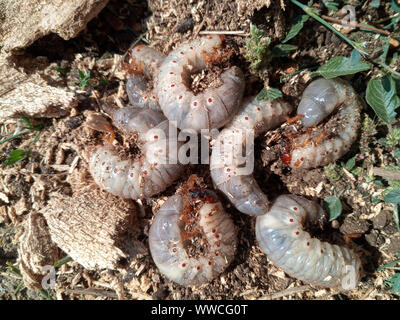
(88, 35, 363, 290)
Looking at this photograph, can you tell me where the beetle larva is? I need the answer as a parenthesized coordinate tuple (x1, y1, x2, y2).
(287, 78, 362, 169)
(89, 106, 184, 199)
(210, 96, 292, 215)
(125, 45, 166, 110)
(155, 35, 245, 132)
(149, 189, 237, 286)
(256, 194, 362, 290)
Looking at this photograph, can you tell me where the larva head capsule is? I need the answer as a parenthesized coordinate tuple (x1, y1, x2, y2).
(288, 78, 362, 169)
(149, 189, 237, 286)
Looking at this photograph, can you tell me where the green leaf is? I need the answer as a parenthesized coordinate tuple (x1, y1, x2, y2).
(256, 87, 283, 102)
(371, 0, 380, 8)
(271, 44, 298, 57)
(384, 188, 400, 203)
(378, 258, 400, 271)
(391, 0, 400, 13)
(322, 0, 339, 11)
(54, 256, 73, 268)
(21, 116, 33, 129)
(324, 196, 343, 221)
(57, 67, 67, 75)
(282, 15, 309, 43)
(312, 50, 370, 79)
(391, 273, 400, 292)
(78, 69, 91, 88)
(366, 75, 400, 126)
(4, 149, 29, 166)
(343, 155, 357, 171)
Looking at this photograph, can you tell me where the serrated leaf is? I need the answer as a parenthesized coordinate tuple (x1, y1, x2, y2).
(271, 44, 298, 57)
(384, 188, 400, 203)
(366, 75, 400, 126)
(282, 15, 309, 43)
(256, 87, 283, 102)
(312, 50, 370, 79)
(324, 196, 343, 221)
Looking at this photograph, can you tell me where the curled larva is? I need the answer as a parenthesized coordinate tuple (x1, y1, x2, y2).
(256, 195, 362, 290)
(89, 106, 184, 199)
(126, 45, 166, 110)
(288, 78, 362, 169)
(155, 35, 245, 132)
(149, 191, 237, 286)
(210, 97, 292, 215)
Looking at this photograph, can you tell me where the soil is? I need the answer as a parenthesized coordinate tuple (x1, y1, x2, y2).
(1, 0, 400, 300)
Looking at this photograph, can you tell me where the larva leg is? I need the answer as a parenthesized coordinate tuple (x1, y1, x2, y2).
(149, 190, 237, 286)
(155, 35, 245, 132)
(289, 78, 362, 169)
(89, 106, 184, 199)
(210, 97, 293, 215)
(256, 195, 362, 290)
(125, 45, 166, 111)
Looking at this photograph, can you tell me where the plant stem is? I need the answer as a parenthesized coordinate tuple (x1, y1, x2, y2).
(290, 0, 368, 56)
(0, 129, 30, 145)
(290, 0, 400, 78)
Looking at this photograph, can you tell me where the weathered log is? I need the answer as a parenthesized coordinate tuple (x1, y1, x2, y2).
(0, 0, 109, 52)
(41, 188, 139, 270)
(18, 212, 59, 290)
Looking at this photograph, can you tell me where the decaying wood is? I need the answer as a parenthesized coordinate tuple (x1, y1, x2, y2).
(18, 212, 59, 290)
(0, 55, 77, 120)
(41, 187, 140, 271)
(0, 0, 110, 52)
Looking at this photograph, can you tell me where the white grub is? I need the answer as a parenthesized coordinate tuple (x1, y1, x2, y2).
(149, 193, 237, 286)
(290, 78, 362, 169)
(155, 35, 245, 132)
(256, 195, 362, 290)
(89, 107, 184, 199)
(210, 97, 292, 215)
(126, 45, 166, 111)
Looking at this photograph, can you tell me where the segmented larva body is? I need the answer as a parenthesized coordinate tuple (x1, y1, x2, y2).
(289, 78, 362, 169)
(126, 45, 166, 110)
(155, 35, 245, 132)
(256, 195, 362, 290)
(149, 193, 237, 286)
(89, 107, 184, 199)
(210, 97, 293, 215)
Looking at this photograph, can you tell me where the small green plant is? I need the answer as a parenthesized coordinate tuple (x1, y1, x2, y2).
(245, 25, 271, 71)
(5, 256, 72, 299)
(77, 69, 91, 88)
(385, 128, 400, 147)
(256, 87, 283, 102)
(1, 117, 43, 166)
(324, 163, 343, 184)
(377, 252, 400, 293)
